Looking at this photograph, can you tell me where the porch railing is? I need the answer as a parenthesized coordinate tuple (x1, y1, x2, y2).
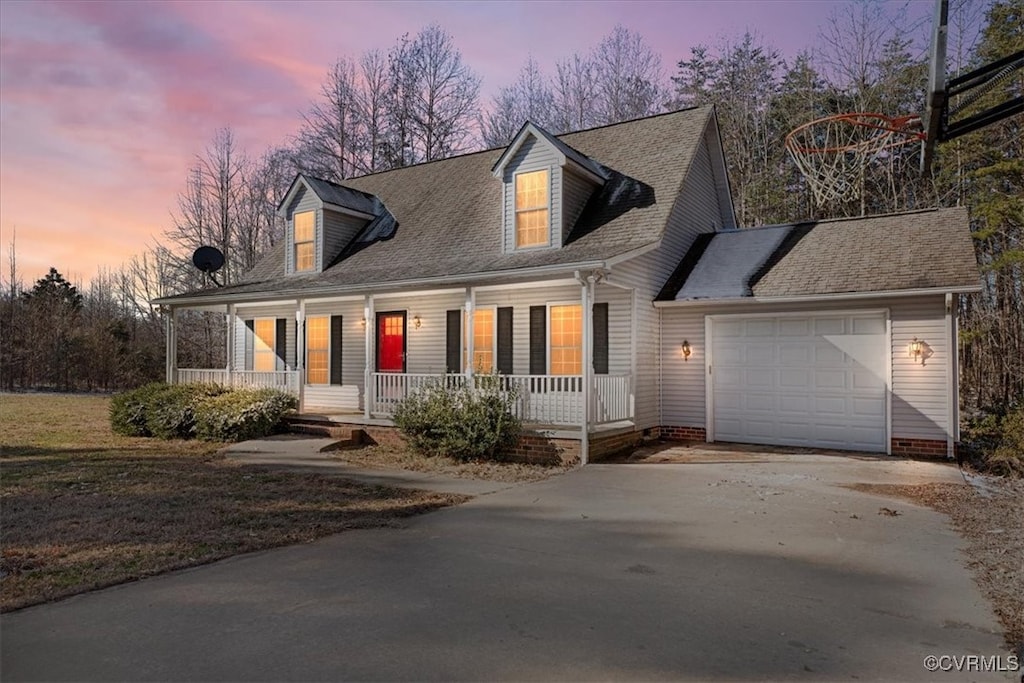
(176, 368, 301, 395)
(370, 372, 631, 426)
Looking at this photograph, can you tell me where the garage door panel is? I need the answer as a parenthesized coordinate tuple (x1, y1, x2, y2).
(814, 370, 847, 389)
(711, 313, 887, 453)
(778, 318, 810, 336)
(779, 369, 810, 388)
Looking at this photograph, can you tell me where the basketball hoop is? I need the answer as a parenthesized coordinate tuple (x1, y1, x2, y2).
(785, 113, 926, 207)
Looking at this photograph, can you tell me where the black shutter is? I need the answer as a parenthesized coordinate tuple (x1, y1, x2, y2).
(496, 307, 513, 374)
(529, 305, 546, 375)
(593, 302, 609, 375)
(330, 315, 343, 385)
(275, 318, 287, 370)
(446, 309, 462, 373)
(244, 319, 254, 371)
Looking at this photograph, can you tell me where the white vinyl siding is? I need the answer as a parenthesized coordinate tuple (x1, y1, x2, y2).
(561, 168, 596, 243)
(502, 135, 561, 252)
(322, 210, 368, 270)
(609, 125, 730, 430)
(890, 296, 950, 440)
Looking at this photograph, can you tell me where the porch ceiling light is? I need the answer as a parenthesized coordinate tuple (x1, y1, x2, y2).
(413, 315, 422, 329)
(681, 340, 692, 361)
(908, 337, 924, 364)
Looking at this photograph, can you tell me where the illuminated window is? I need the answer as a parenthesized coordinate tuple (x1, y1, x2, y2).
(515, 170, 549, 248)
(464, 308, 494, 372)
(549, 304, 581, 375)
(294, 211, 315, 272)
(306, 316, 329, 384)
(253, 318, 277, 372)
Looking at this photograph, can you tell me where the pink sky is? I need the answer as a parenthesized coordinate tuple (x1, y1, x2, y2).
(0, 0, 936, 285)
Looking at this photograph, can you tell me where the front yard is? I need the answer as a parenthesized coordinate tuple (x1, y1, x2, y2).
(0, 393, 466, 612)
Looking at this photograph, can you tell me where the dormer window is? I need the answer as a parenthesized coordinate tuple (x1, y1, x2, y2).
(515, 170, 549, 248)
(294, 211, 316, 272)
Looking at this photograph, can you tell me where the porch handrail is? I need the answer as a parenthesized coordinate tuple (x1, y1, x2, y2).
(175, 368, 300, 396)
(369, 372, 631, 426)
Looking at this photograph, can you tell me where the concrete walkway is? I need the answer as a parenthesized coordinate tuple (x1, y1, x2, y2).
(220, 434, 512, 496)
(1, 454, 1010, 681)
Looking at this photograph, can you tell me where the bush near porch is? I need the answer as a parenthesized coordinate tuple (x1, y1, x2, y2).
(392, 376, 521, 461)
(110, 382, 297, 442)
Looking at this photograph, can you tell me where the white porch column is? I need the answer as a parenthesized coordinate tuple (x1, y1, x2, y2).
(364, 294, 375, 418)
(296, 300, 306, 411)
(165, 306, 178, 384)
(580, 274, 592, 465)
(465, 287, 475, 380)
(225, 304, 235, 377)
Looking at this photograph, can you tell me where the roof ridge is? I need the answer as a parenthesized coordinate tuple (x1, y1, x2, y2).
(343, 107, 711, 183)
(748, 206, 955, 230)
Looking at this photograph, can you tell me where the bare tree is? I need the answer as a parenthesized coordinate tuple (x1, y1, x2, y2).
(481, 57, 557, 147)
(294, 59, 361, 182)
(553, 53, 599, 132)
(591, 26, 665, 124)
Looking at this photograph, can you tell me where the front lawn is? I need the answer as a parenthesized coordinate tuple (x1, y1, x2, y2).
(0, 393, 465, 611)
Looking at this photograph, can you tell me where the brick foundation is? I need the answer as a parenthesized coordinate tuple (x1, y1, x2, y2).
(505, 433, 581, 466)
(891, 437, 949, 459)
(588, 430, 645, 462)
(658, 426, 708, 442)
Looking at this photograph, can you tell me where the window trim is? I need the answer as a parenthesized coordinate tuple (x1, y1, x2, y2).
(464, 306, 497, 373)
(512, 168, 552, 250)
(293, 210, 316, 272)
(545, 301, 583, 376)
(305, 315, 330, 385)
(252, 317, 278, 373)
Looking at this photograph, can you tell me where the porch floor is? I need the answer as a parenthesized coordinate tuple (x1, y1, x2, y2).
(293, 410, 635, 440)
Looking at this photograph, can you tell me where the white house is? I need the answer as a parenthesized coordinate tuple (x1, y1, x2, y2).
(155, 107, 981, 463)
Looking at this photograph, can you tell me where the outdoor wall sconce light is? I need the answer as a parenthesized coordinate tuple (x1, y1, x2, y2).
(413, 315, 422, 329)
(681, 340, 692, 361)
(360, 317, 367, 330)
(908, 337, 924, 364)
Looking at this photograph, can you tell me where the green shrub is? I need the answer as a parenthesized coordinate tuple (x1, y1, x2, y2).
(110, 382, 171, 436)
(146, 383, 226, 440)
(392, 375, 521, 461)
(194, 388, 298, 442)
(961, 405, 1024, 477)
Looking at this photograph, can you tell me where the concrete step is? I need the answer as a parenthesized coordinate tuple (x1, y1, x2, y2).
(283, 416, 365, 442)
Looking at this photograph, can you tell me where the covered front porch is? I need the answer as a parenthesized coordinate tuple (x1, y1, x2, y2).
(166, 275, 636, 458)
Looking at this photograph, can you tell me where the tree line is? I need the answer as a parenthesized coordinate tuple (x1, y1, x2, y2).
(1, 0, 1020, 412)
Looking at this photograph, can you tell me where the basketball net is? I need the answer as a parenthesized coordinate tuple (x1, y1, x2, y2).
(785, 113, 926, 207)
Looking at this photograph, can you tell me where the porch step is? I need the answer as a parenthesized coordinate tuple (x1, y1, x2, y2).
(283, 416, 365, 446)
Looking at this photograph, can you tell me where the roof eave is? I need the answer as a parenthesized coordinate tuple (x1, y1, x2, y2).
(153, 259, 609, 307)
(653, 284, 984, 307)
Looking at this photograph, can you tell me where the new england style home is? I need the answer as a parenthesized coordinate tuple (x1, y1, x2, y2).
(155, 107, 981, 463)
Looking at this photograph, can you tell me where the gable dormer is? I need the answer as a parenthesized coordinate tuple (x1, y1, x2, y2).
(491, 122, 609, 253)
(277, 174, 380, 275)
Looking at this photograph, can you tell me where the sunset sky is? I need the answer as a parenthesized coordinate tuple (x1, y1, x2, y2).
(0, 0, 937, 285)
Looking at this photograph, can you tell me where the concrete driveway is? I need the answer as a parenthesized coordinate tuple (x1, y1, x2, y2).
(1, 454, 1009, 681)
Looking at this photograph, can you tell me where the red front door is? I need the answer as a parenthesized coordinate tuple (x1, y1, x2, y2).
(377, 312, 406, 372)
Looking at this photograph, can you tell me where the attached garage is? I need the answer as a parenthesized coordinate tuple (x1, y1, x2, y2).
(707, 312, 888, 452)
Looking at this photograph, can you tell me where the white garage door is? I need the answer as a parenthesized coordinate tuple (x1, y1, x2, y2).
(710, 313, 888, 452)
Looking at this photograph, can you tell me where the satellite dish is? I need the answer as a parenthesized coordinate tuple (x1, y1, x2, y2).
(192, 246, 224, 286)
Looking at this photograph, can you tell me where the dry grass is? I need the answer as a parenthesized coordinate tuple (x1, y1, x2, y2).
(334, 443, 571, 483)
(850, 478, 1024, 650)
(0, 393, 466, 612)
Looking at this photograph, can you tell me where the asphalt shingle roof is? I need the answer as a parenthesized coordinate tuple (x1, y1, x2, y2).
(163, 107, 714, 302)
(660, 207, 980, 301)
